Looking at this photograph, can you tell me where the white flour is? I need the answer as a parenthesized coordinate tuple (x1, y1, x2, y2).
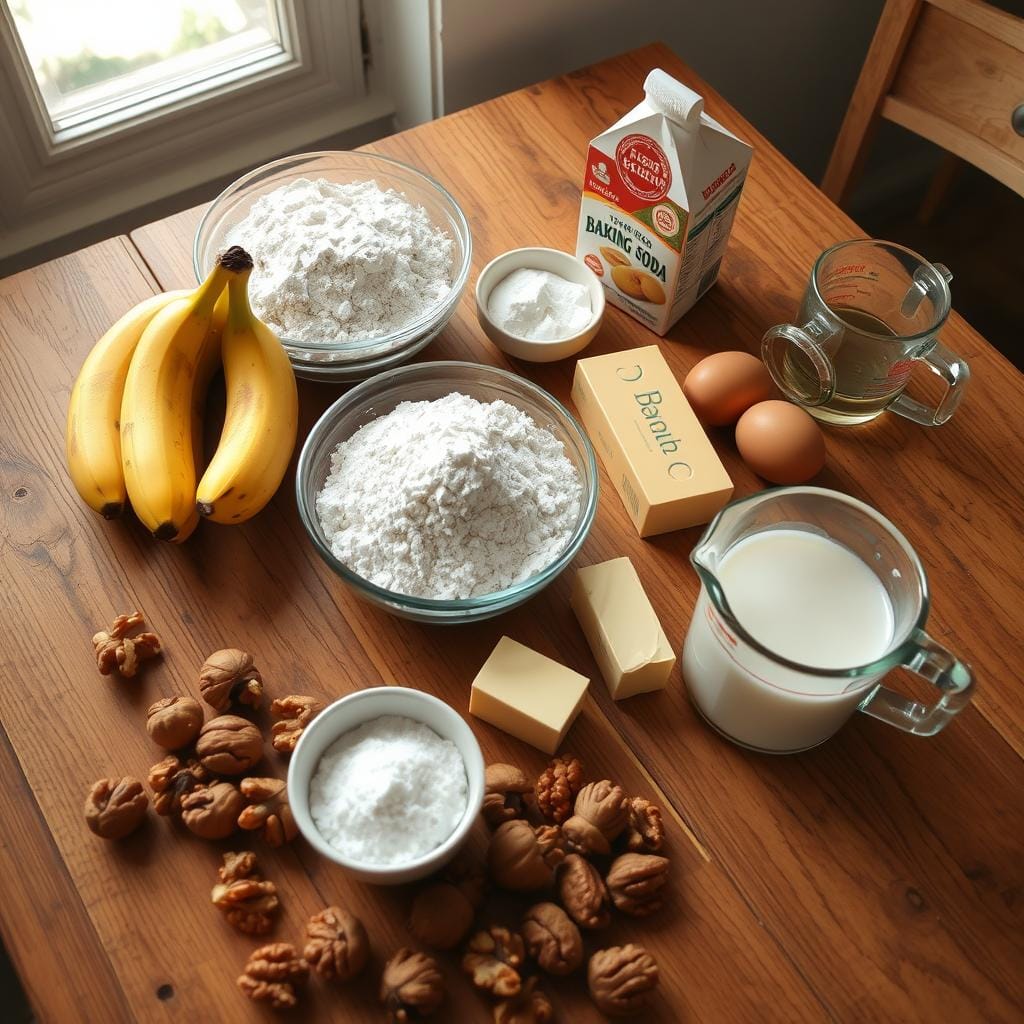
(226, 177, 454, 344)
(316, 392, 583, 600)
(309, 715, 467, 865)
(488, 268, 592, 340)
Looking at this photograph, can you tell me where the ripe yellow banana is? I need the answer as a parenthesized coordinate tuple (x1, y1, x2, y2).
(120, 254, 238, 540)
(66, 289, 189, 518)
(196, 252, 298, 525)
(173, 288, 229, 544)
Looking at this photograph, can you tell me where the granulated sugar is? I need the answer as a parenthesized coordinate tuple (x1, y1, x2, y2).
(309, 715, 467, 866)
(226, 177, 454, 344)
(315, 392, 583, 600)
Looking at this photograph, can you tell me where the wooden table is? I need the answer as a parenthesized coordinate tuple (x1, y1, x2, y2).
(1, 43, 1021, 1023)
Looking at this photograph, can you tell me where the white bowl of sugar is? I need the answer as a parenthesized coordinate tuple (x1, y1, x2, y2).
(288, 687, 485, 884)
(476, 247, 605, 362)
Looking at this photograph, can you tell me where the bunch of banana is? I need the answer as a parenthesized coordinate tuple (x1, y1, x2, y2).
(66, 246, 298, 541)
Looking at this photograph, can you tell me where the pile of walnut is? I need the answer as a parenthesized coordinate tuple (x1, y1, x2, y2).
(83, 628, 324, 851)
(400, 755, 667, 1020)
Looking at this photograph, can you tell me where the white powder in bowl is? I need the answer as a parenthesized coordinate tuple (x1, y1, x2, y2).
(309, 715, 468, 866)
(315, 392, 583, 600)
(487, 267, 592, 341)
(225, 177, 454, 344)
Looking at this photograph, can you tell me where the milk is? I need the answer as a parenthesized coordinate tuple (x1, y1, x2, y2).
(683, 529, 895, 752)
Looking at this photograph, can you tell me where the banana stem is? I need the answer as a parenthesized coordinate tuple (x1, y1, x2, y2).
(227, 270, 255, 331)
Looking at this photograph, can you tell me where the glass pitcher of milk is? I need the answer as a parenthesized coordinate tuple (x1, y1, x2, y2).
(682, 487, 974, 753)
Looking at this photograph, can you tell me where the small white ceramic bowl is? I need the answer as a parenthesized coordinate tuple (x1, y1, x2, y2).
(475, 247, 605, 362)
(288, 687, 485, 885)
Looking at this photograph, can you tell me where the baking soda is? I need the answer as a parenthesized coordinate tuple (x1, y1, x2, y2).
(309, 715, 467, 865)
(487, 268, 592, 340)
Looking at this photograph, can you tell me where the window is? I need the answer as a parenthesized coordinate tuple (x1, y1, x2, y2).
(10, 0, 291, 140)
(0, 0, 416, 265)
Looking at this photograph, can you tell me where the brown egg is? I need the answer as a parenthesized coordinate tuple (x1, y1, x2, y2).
(735, 400, 826, 484)
(683, 351, 775, 426)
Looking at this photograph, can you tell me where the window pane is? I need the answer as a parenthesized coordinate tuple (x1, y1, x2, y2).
(10, 0, 285, 132)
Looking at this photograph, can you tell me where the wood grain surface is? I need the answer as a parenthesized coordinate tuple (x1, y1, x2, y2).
(1, 42, 1021, 1023)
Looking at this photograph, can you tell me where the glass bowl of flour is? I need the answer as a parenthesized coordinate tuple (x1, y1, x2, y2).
(296, 361, 599, 623)
(194, 151, 472, 382)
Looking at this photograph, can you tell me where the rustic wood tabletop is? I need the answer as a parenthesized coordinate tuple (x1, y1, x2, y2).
(1, 42, 1021, 1023)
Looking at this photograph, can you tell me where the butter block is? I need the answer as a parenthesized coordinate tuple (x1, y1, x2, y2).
(469, 636, 589, 754)
(571, 557, 676, 699)
(571, 346, 733, 536)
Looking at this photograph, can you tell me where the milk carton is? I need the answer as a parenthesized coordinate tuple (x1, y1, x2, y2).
(576, 69, 752, 336)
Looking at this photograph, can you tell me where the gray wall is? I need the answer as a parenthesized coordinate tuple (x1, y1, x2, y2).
(440, 0, 886, 183)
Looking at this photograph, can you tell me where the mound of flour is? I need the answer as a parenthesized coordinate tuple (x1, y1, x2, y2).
(315, 392, 583, 600)
(226, 177, 454, 343)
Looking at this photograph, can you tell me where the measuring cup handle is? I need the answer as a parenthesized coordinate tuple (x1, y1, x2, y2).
(858, 628, 974, 736)
(889, 340, 970, 426)
(761, 320, 836, 407)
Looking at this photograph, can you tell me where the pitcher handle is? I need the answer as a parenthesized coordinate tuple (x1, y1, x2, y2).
(858, 628, 974, 736)
(888, 340, 970, 426)
(761, 319, 836, 407)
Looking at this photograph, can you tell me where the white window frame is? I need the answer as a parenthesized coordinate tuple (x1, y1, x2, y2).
(0, 0, 400, 259)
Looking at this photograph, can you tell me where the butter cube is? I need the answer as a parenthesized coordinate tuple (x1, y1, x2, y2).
(571, 557, 675, 699)
(469, 636, 589, 754)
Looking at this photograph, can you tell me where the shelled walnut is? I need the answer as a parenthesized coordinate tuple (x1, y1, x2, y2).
(196, 715, 263, 775)
(181, 781, 243, 839)
(84, 776, 148, 839)
(624, 796, 665, 853)
(565, 780, 629, 846)
(380, 948, 444, 1022)
(483, 763, 534, 827)
(562, 813, 611, 857)
(587, 944, 659, 1017)
(146, 696, 204, 750)
(558, 854, 611, 930)
(211, 851, 279, 935)
(521, 902, 583, 976)
(494, 977, 554, 1024)
(199, 649, 263, 712)
(606, 853, 669, 916)
(409, 882, 475, 950)
(304, 906, 368, 982)
(238, 777, 296, 846)
(237, 942, 308, 1010)
(535, 754, 583, 824)
(462, 926, 525, 998)
(270, 695, 324, 754)
(92, 612, 161, 678)
(488, 820, 566, 891)
(148, 755, 208, 816)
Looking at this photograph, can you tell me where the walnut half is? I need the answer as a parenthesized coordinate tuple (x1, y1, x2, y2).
(462, 926, 525, 998)
(84, 776, 148, 839)
(483, 763, 534, 828)
(146, 695, 204, 751)
(304, 906, 368, 982)
(92, 612, 161, 678)
(380, 948, 444, 1022)
(196, 715, 263, 775)
(270, 694, 324, 754)
(488, 820, 566, 891)
(587, 944, 659, 1017)
(521, 902, 583, 976)
(606, 852, 669, 916)
(237, 942, 308, 1010)
(238, 777, 296, 847)
(558, 854, 610, 930)
(494, 977, 554, 1023)
(181, 781, 243, 839)
(148, 755, 208, 816)
(535, 754, 583, 824)
(199, 648, 263, 712)
(211, 851, 279, 935)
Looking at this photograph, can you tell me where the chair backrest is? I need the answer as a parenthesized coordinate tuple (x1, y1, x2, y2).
(822, 0, 1024, 204)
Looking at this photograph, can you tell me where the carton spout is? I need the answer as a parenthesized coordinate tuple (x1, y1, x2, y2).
(644, 69, 703, 129)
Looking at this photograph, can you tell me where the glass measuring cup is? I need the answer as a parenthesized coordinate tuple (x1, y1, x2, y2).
(682, 487, 974, 753)
(761, 239, 970, 425)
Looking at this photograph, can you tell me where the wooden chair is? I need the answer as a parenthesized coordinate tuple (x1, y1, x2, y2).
(822, 0, 1024, 206)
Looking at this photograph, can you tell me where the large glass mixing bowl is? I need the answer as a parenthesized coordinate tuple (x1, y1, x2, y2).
(194, 151, 472, 382)
(296, 362, 598, 623)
